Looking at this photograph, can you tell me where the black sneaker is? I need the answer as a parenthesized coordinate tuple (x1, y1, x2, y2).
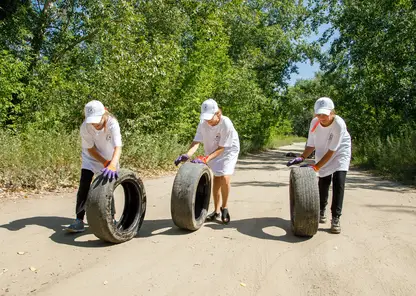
(205, 211, 221, 222)
(319, 210, 327, 223)
(330, 217, 341, 234)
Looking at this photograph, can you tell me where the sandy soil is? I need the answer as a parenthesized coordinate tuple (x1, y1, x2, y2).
(1, 142, 415, 296)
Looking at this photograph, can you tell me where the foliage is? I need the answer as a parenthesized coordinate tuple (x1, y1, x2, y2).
(284, 0, 416, 184)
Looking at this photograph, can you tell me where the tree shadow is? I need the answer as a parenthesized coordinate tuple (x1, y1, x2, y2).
(365, 204, 416, 216)
(0, 216, 113, 248)
(237, 160, 279, 166)
(345, 174, 413, 193)
(240, 150, 289, 161)
(232, 181, 288, 187)
(204, 217, 311, 243)
(236, 148, 314, 170)
(236, 165, 278, 171)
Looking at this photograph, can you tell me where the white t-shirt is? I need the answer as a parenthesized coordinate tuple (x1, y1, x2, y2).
(306, 115, 351, 177)
(80, 116, 122, 173)
(193, 116, 240, 175)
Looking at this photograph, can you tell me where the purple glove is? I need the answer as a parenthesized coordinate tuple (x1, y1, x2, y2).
(101, 165, 118, 180)
(286, 156, 304, 167)
(174, 154, 189, 166)
(191, 158, 205, 164)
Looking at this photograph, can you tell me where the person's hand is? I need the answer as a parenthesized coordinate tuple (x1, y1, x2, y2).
(174, 154, 189, 166)
(300, 163, 319, 172)
(103, 160, 111, 167)
(286, 156, 304, 167)
(101, 164, 118, 180)
(191, 155, 208, 164)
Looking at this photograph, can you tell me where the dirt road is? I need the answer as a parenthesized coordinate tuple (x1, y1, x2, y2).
(1, 142, 415, 296)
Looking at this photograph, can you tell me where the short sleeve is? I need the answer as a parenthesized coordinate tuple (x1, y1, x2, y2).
(328, 121, 344, 151)
(108, 118, 122, 147)
(218, 118, 234, 147)
(80, 123, 94, 149)
(306, 117, 318, 147)
(193, 122, 204, 142)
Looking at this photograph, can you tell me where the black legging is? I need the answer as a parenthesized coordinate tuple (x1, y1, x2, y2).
(75, 169, 94, 220)
(75, 169, 115, 220)
(318, 171, 347, 218)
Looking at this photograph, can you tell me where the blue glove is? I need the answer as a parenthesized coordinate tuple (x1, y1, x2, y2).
(101, 164, 118, 180)
(286, 156, 304, 167)
(174, 154, 189, 166)
(190, 155, 207, 164)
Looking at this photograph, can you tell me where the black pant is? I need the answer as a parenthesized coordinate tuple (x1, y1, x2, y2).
(75, 169, 116, 220)
(318, 171, 347, 218)
(75, 169, 94, 220)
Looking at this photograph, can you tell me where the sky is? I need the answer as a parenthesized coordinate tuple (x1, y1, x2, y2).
(287, 23, 337, 86)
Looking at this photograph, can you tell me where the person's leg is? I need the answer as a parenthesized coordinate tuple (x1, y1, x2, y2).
(67, 169, 94, 232)
(220, 175, 231, 224)
(330, 171, 347, 233)
(76, 169, 94, 220)
(318, 174, 332, 223)
(206, 176, 222, 221)
(220, 175, 231, 209)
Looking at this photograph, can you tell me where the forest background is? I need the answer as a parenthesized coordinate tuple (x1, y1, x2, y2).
(1, 0, 415, 190)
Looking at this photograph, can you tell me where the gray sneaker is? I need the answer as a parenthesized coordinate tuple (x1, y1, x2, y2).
(330, 217, 341, 234)
(65, 219, 85, 233)
(319, 210, 327, 223)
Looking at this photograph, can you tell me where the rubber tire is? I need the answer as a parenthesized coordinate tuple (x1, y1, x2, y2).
(171, 162, 212, 231)
(289, 167, 319, 237)
(86, 169, 146, 243)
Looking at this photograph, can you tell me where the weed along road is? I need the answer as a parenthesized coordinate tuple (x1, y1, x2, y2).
(1, 143, 415, 296)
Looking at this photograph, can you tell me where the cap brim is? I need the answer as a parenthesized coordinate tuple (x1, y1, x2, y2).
(86, 115, 103, 124)
(315, 108, 331, 116)
(200, 113, 215, 120)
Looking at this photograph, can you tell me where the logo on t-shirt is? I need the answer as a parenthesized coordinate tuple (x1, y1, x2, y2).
(215, 133, 220, 143)
(328, 133, 333, 141)
(106, 133, 112, 142)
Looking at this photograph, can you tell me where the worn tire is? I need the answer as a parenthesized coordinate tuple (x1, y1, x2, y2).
(86, 169, 147, 243)
(289, 167, 319, 237)
(171, 163, 212, 231)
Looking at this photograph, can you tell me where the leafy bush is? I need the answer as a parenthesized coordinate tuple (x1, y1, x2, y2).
(352, 128, 416, 185)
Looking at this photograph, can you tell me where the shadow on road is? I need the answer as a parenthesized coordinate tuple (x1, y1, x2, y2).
(0, 216, 113, 248)
(140, 216, 311, 243)
(0, 215, 313, 247)
(138, 219, 190, 238)
(204, 217, 310, 243)
(232, 181, 288, 187)
(346, 173, 413, 193)
(365, 204, 416, 216)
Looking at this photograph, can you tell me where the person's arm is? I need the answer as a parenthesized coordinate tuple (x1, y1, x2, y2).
(109, 146, 122, 167)
(107, 119, 123, 167)
(87, 147, 108, 165)
(186, 141, 200, 157)
(81, 124, 109, 165)
(315, 149, 335, 170)
(300, 146, 315, 160)
(205, 118, 233, 161)
(206, 146, 225, 162)
(302, 118, 318, 159)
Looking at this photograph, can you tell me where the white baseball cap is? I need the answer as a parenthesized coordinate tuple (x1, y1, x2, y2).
(314, 97, 335, 115)
(85, 100, 105, 123)
(200, 98, 219, 120)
